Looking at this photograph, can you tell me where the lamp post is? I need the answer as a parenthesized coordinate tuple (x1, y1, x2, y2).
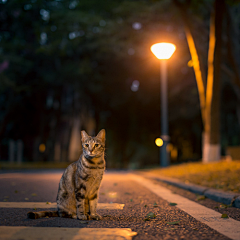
(151, 42, 176, 167)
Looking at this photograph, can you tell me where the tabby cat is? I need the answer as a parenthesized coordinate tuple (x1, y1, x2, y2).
(27, 129, 106, 220)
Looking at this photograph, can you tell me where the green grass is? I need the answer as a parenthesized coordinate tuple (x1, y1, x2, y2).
(144, 160, 240, 193)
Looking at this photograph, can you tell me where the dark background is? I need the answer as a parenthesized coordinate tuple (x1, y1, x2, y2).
(0, 0, 240, 168)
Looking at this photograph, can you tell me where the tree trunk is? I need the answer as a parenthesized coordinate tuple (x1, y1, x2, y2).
(173, 0, 206, 126)
(203, 0, 224, 162)
(174, 0, 224, 162)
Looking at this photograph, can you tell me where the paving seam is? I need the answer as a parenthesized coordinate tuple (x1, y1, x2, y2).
(138, 172, 240, 208)
(131, 174, 240, 240)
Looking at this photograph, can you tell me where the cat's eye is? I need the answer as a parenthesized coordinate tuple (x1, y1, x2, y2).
(95, 144, 99, 147)
(85, 144, 89, 147)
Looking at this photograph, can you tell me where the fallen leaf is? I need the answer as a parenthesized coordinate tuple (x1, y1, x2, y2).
(46, 202, 51, 204)
(169, 202, 177, 206)
(167, 221, 180, 225)
(164, 228, 176, 231)
(221, 214, 229, 218)
(130, 199, 133, 202)
(196, 195, 206, 201)
(144, 205, 147, 207)
(220, 204, 227, 209)
(145, 212, 156, 219)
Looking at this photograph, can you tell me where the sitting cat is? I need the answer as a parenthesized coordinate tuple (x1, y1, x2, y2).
(27, 129, 106, 220)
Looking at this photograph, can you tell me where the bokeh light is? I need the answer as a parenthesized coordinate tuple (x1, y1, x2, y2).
(155, 138, 163, 147)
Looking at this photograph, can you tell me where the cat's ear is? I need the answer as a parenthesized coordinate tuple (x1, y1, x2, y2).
(96, 129, 106, 142)
(81, 130, 89, 142)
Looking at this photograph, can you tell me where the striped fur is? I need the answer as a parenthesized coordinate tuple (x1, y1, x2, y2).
(27, 129, 106, 220)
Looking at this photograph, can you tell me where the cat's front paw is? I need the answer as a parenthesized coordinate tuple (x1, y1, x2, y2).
(77, 214, 87, 220)
(90, 213, 102, 220)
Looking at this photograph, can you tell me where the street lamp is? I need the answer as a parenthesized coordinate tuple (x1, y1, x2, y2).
(151, 42, 176, 167)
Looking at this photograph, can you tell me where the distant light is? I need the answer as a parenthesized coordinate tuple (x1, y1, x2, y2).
(155, 138, 163, 147)
(40, 32, 47, 45)
(150, 43, 176, 60)
(132, 22, 142, 30)
(2, 0, 7, 3)
(131, 80, 139, 92)
(69, 31, 84, 39)
(167, 143, 173, 152)
(187, 60, 193, 67)
(128, 48, 135, 55)
(40, 9, 50, 21)
(171, 147, 178, 160)
(69, 32, 76, 40)
(39, 144, 46, 153)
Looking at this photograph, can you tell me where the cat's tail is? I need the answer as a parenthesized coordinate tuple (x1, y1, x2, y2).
(27, 210, 58, 219)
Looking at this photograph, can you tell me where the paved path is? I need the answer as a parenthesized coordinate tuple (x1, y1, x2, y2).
(0, 171, 239, 239)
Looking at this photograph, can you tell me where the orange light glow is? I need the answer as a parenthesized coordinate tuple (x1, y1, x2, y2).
(151, 43, 176, 60)
(39, 144, 46, 153)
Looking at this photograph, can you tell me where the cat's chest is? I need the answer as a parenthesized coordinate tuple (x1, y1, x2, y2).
(86, 171, 103, 187)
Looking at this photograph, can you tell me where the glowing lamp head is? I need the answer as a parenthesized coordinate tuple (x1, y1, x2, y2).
(155, 138, 163, 147)
(151, 43, 176, 60)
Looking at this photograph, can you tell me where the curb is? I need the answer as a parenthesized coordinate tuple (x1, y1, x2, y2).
(138, 173, 240, 209)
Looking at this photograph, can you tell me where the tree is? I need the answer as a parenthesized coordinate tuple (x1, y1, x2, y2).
(173, 0, 240, 162)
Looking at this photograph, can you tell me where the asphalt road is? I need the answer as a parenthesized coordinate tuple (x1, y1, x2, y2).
(0, 170, 239, 240)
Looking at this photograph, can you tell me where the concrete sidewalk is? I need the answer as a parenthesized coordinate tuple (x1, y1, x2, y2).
(137, 172, 240, 209)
